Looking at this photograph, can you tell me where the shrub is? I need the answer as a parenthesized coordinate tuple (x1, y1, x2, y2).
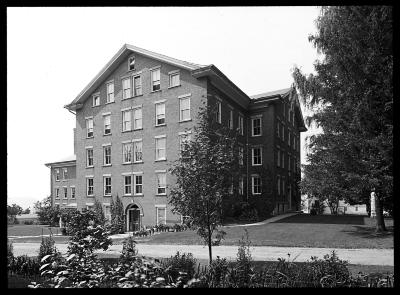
(9, 255, 40, 277)
(8, 239, 14, 266)
(232, 202, 259, 222)
(120, 235, 138, 264)
(38, 236, 59, 262)
(13, 218, 20, 224)
(162, 252, 197, 282)
(24, 220, 34, 225)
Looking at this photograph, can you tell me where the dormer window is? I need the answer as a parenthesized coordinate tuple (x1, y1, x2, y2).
(92, 94, 100, 107)
(128, 56, 135, 71)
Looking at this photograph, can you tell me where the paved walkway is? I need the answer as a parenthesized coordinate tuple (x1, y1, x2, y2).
(223, 212, 300, 228)
(12, 242, 393, 266)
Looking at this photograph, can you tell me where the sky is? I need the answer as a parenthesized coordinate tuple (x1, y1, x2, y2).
(7, 6, 322, 209)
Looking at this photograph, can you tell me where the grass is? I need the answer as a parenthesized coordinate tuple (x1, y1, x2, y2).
(8, 224, 62, 237)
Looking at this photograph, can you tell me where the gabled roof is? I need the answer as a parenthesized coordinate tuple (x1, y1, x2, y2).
(250, 87, 292, 100)
(65, 44, 208, 111)
(45, 154, 76, 167)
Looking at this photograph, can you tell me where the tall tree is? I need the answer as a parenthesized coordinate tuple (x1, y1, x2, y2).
(169, 103, 240, 264)
(293, 6, 392, 231)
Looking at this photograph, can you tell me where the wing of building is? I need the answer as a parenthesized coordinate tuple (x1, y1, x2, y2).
(45, 44, 307, 231)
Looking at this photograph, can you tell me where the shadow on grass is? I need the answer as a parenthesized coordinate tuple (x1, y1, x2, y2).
(272, 214, 366, 225)
(341, 226, 394, 239)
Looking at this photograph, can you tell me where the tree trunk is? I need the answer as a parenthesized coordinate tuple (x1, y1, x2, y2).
(375, 196, 387, 232)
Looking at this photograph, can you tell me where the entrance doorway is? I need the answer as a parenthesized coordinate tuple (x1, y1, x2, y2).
(126, 204, 141, 232)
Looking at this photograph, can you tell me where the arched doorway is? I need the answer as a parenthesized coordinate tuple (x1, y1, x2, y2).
(126, 204, 141, 232)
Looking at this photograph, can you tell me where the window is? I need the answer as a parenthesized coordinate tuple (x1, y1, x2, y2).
(277, 148, 280, 167)
(71, 187, 75, 199)
(228, 109, 233, 129)
(55, 188, 60, 199)
(104, 114, 111, 135)
(238, 146, 244, 165)
(133, 107, 142, 130)
(277, 175, 280, 195)
(103, 145, 111, 165)
(155, 102, 166, 126)
(63, 168, 68, 180)
(288, 155, 291, 172)
(122, 142, 133, 164)
(122, 78, 131, 99)
(63, 187, 68, 199)
(128, 56, 135, 71)
(92, 94, 100, 107)
(282, 125, 285, 141)
(288, 131, 291, 146)
(133, 140, 143, 162)
(104, 176, 111, 196)
(124, 175, 132, 195)
(239, 175, 244, 195)
(151, 68, 161, 91)
(55, 169, 60, 181)
(252, 117, 262, 136)
(229, 177, 234, 195)
(106, 82, 114, 103)
(157, 172, 166, 195)
(156, 207, 166, 225)
(86, 148, 94, 167)
(169, 71, 180, 88)
(179, 132, 191, 154)
(216, 100, 221, 123)
(122, 109, 132, 132)
(87, 178, 94, 196)
(282, 177, 286, 196)
(104, 205, 111, 221)
(252, 175, 261, 195)
(179, 96, 190, 121)
(86, 118, 93, 138)
(292, 111, 295, 126)
(281, 152, 285, 169)
(133, 76, 142, 96)
(276, 121, 280, 138)
(252, 147, 262, 166)
(155, 136, 166, 161)
(134, 174, 143, 195)
(238, 115, 244, 135)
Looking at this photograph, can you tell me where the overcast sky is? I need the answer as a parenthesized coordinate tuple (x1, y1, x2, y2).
(7, 6, 322, 209)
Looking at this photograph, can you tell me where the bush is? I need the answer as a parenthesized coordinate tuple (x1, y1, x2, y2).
(24, 220, 34, 225)
(8, 239, 14, 266)
(38, 236, 59, 262)
(162, 252, 197, 282)
(120, 235, 138, 264)
(13, 218, 20, 224)
(232, 202, 259, 222)
(8, 255, 40, 277)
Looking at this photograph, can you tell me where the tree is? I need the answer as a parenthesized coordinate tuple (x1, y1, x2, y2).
(35, 196, 61, 226)
(293, 6, 392, 231)
(22, 207, 31, 214)
(169, 104, 240, 264)
(93, 198, 106, 226)
(110, 194, 124, 234)
(7, 204, 23, 217)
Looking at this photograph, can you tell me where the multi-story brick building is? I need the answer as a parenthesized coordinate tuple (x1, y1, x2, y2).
(45, 44, 307, 231)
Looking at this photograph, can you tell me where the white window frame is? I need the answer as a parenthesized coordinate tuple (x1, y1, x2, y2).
(128, 56, 135, 71)
(55, 169, 60, 181)
(70, 186, 76, 199)
(288, 131, 291, 146)
(86, 147, 94, 167)
(86, 117, 94, 138)
(86, 177, 94, 196)
(122, 142, 133, 164)
(282, 124, 285, 142)
(151, 67, 161, 92)
(252, 147, 262, 166)
(92, 93, 100, 107)
(155, 135, 167, 161)
(239, 175, 244, 195)
(62, 168, 68, 180)
(103, 114, 111, 135)
(133, 139, 143, 163)
(122, 109, 132, 132)
(169, 70, 180, 88)
(134, 172, 143, 196)
(282, 151, 285, 169)
(133, 106, 142, 130)
(276, 121, 280, 138)
(252, 175, 261, 195)
(155, 101, 166, 126)
(156, 171, 167, 195)
(156, 206, 167, 225)
(216, 99, 222, 124)
(104, 204, 111, 221)
(179, 94, 191, 122)
(252, 117, 262, 137)
(124, 175, 132, 196)
(103, 145, 112, 166)
(62, 187, 67, 199)
(133, 75, 142, 96)
(55, 188, 60, 199)
(106, 81, 114, 103)
(277, 175, 281, 195)
(238, 114, 244, 135)
(122, 77, 131, 100)
(277, 147, 281, 167)
(103, 176, 112, 196)
(228, 108, 233, 129)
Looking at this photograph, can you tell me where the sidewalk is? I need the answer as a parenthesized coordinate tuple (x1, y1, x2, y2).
(12, 242, 394, 266)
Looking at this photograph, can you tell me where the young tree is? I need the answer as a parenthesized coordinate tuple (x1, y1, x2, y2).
(7, 204, 23, 217)
(110, 194, 124, 234)
(293, 6, 392, 231)
(34, 196, 61, 226)
(93, 198, 106, 226)
(169, 104, 240, 264)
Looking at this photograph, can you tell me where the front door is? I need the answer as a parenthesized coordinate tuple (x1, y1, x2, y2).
(128, 209, 140, 231)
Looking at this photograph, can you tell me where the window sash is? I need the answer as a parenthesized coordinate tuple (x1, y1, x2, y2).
(122, 78, 131, 99)
(216, 102, 221, 123)
(87, 149, 93, 166)
(252, 118, 261, 136)
(87, 178, 94, 196)
(239, 146, 244, 165)
(104, 115, 111, 134)
(157, 207, 166, 225)
(169, 73, 180, 87)
(86, 119, 93, 137)
(151, 69, 161, 91)
(63, 187, 67, 198)
(124, 175, 132, 195)
(55, 188, 60, 198)
(179, 97, 190, 121)
(71, 187, 75, 199)
(129, 57, 135, 70)
(93, 95, 100, 106)
(229, 110, 233, 129)
(155, 103, 166, 125)
(55, 169, 60, 181)
(155, 138, 166, 160)
(252, 148, 262, 165)
(157, 173, 166, 194)
(122, 110, 132, 132)
(134, 175, 143, 195)
(134, 76, 142, 96)
(134, 141, 143, 162)
(123, 143, 133, 163)
(252, 176, 261, 194)
(238, 116, 244, 135)
(104, 146, 111, 165)
(106, 83, 114, 102)
(104, 177, 111, 195)
(133, 108, 142, 129)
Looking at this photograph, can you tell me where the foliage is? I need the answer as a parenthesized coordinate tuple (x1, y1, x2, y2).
(293, 6, 392, 231)
(93, 198, 106, 226)
(120, 235, 138, 264)
(22, 207, 31, 214)
(161, 252, 197, 282)
(232, 202, 259, 222)
(169, 104, 240, 263)
(110, 194, 124, 234)
(233, 230, 254, 287)
(8, 255, 41, 278)
(24, 220, 34, 225)
(34, 196, 61, 226)
(38, 236, 60, 263)
(8, 239, 14, 266)
(7, 203, 23, 217)
(310, 200, 326, 215)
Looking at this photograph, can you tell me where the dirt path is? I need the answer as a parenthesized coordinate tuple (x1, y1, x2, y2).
(12, 243, 393, 266)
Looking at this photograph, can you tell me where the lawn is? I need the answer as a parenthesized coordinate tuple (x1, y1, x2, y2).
(8, 224, 62, 237)
(133, 214, 394, 249)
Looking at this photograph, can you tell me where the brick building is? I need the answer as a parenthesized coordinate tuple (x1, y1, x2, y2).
(45, 44, 307, 231)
